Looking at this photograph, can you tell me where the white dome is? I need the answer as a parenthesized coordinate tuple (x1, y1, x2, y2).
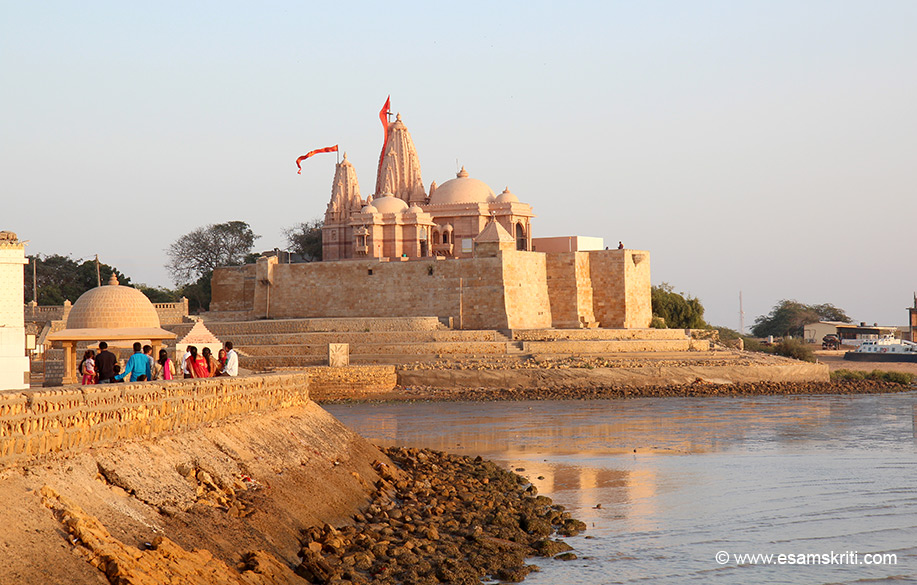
(361, 204, 378, 213)
(67, 275, 160, 329)
(371, 195, 410, 214)
(428, 167, 495, 206)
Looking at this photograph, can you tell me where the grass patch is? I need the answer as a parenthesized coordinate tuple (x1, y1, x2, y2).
(831, 369, 914, 385)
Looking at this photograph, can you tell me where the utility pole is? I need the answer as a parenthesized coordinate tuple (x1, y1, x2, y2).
(739, 290, 745, 335)
(32, 257, 38, 304)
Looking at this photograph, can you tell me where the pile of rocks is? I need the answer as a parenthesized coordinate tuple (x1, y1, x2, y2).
(295, 447, 585, 584)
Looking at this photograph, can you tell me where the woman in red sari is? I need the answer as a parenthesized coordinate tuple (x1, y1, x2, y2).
(187, 346, 210, 378)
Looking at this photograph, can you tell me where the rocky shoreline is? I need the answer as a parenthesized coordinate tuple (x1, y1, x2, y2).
(320, 379, 915, 404)
(296, 446, 585, 585)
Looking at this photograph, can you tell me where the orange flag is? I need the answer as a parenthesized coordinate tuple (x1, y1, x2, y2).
(377, 95, 391, 176)
(295, 145, 338, 174)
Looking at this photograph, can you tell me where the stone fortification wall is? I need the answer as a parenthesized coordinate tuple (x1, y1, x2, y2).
(210, 250, 650, 330)
(545, 252, 596, 328)
(588, 250, 652, 328)
(542, 250, 651, 329)
(212, 253, 554, 330)
(0, 368, 395, 468)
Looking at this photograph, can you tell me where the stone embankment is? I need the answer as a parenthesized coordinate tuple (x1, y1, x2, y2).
(0, 371, 583, 585)
(395, 352, 830, 390)
(322, 379, 913, 404)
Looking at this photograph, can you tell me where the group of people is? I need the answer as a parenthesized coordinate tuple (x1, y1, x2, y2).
(181, 343, 238, 378)
(78, 341, 238, 384)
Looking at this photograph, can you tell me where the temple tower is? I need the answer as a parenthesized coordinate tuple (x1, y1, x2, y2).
(375, 114, 426, 204)
(322, 154, 364, 261)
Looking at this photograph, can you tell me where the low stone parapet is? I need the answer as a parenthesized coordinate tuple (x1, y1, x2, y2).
(0, 373, 309, 468)
(305, 365, 398, 401)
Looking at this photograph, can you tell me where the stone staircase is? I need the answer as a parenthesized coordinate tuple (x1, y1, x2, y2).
(200, 317, 712, 371)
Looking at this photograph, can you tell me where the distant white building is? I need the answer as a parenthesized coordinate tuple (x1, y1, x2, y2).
(0, 231, 29, 390)
(532, 236, 605, 253)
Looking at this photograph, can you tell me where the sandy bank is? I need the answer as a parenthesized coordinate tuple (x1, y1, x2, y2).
(0, 401, 385, 584)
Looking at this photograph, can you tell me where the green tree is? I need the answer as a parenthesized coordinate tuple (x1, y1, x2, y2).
(751, 299, 852, 338)
(136, 284, 180, 303)
(651, 283, 706, 329)
(284, 219, 323, 262)
(24, 254, 130, 305)
(166, 221, 259, 285)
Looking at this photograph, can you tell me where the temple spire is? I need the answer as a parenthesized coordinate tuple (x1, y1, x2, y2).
(374, 113, 426, 204)
(325, 153, 362, 222)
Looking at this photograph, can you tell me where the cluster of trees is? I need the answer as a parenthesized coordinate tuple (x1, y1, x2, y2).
(750, 300, 851, 338)
(28, 218, 323, 313)
(24, 255, 130, 305)
(650, 283, 707, 329)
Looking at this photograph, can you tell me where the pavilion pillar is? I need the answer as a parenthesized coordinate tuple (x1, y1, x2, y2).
(62, 341, 77, 385)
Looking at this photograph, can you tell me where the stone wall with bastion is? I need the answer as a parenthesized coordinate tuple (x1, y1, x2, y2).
(210, 247, 652, 330)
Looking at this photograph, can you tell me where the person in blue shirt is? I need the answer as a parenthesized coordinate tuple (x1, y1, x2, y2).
(115, 342, 152, 382)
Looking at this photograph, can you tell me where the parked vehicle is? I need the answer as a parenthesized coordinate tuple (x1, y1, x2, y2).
(822, 334, 840, 350)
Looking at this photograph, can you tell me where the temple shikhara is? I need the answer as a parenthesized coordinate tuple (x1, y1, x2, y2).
(210, 104, 652, 330)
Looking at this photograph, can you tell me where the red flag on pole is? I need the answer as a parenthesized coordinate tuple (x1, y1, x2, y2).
(295, 145, 339, 174)
(377, 96, 391, 178)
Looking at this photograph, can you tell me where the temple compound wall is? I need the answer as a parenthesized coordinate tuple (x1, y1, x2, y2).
(210, 249, 652, 330)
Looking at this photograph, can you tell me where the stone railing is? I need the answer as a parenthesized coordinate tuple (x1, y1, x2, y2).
(0, 373, 309, 467)
(0, 367, 397, 468)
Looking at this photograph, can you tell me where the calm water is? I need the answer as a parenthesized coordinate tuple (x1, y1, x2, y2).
(325, 392, 917, 584)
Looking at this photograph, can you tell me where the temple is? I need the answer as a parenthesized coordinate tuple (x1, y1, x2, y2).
(210, 107, 651, 330)
(321, 114, 534, 261)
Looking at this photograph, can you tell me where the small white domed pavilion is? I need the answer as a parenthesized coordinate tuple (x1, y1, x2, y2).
(47, 275, 176, 384)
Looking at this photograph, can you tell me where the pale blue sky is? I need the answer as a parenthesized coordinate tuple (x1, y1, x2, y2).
(3, 1, 915, 329)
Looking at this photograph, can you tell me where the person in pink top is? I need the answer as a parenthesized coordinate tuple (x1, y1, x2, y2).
(79, 350, 96, 384)
(153, 349, 176, 381)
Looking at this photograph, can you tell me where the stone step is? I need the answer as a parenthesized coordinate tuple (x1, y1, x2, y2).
(511, 328, 692, 341)
(204, 316, 446, 336)
(221, 329, 500, 347)
(522, 339, 710, 353)
(241, 341, 511, 357)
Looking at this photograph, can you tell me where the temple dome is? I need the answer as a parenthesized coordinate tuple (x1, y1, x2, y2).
(494, 187, 519, 203)
(429, 167, 496, 205)
(66, 274, 161, 329)
(371, 195, 409, 214)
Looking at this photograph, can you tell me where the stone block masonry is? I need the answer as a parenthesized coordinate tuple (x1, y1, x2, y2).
(0, 366, 396, 468)
(210, 249, 651, 330)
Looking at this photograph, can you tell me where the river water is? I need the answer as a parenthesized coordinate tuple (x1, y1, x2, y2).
(325, 392, 917, 584)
